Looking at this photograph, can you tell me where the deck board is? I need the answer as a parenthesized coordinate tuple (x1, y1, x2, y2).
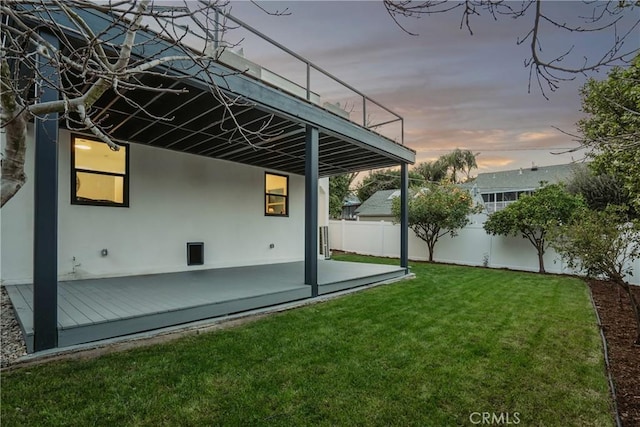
(60, 285, 120, 323)
(59, 288, 113, 324)
(72, 285, 141, 319)
(5, 260, 408, 353)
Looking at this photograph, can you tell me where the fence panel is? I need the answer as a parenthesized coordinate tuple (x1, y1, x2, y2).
(329, 220, 638, 284)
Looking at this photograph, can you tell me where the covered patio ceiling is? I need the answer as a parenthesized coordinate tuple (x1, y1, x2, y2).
(11, 2, 416, 177)
(12, 2, 414, 177)
(79, 71, 415, 177)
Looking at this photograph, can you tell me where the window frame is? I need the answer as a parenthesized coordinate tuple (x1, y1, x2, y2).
(264, 172, 289, 217)
(70, 134, 130, 208)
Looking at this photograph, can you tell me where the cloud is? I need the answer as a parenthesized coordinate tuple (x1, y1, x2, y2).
(227, 0, 634, 175)
(476, 156, 516, 171)
(517, 131, 555, 142)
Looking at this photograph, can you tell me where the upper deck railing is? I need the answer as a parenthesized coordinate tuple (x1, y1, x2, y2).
(13, 2, 405, 145)
(190, 7, 405, 145)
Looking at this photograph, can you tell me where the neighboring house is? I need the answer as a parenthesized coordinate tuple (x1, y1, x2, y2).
(354, 189, 399, 221)
(341, 194, 361, 220)
(464, 163, 578, 214)
(355, 163, 578, 221)
(1, 6, 415, 352)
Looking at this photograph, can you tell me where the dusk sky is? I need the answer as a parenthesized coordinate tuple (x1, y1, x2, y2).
(223, 1, 639, 175)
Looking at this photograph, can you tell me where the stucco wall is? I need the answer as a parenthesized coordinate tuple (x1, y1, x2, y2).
(1, 128, 328, 284)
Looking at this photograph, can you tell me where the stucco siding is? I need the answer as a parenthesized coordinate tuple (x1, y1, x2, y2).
(1, 129, 326, 284)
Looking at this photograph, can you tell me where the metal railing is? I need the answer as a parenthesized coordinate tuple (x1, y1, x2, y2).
(106, 3, 404, 144)
(204, 8, 405, 145)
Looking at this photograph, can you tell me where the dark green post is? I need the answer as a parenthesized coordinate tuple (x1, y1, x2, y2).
(33, 31, 60, 351)
(400, 163, 409, 273)
(305, 125, 319, 296)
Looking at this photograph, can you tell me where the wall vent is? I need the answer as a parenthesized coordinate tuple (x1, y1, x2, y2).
(187, 242, 204, 266)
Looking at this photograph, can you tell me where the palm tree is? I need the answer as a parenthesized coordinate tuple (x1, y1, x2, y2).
(442, 148, 478, 183)
(461, 149, 479, 182)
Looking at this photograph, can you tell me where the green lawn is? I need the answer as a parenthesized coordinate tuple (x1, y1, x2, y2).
(1, 255, 612, 426)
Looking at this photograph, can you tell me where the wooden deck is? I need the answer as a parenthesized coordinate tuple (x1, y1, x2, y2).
(5, 260, 407, 353)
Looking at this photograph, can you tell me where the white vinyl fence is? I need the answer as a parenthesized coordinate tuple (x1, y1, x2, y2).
(329, 219, 640, 285)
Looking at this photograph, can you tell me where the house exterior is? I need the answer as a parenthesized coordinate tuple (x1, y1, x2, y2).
(0, 5, 415, 352)
(355, 163, 579, 222)
(2, 131, 331, 283)
(354, 189, 399, 221)
(465, 163, 578, 214)
(340, 194, 361, 220)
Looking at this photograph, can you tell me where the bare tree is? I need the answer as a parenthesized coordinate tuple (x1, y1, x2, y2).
(1, 0, 282, 207)
(383, 0, 640, 97)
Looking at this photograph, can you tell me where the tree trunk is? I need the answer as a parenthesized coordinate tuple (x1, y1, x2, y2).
(427, 240, 435, 262)
(1, 58, 29, 208)
(1, 110, 28, 208)
(537, 251, 545, 273)
(536, 243, 545, 273)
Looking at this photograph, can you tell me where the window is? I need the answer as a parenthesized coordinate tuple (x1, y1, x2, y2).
(265, 173, 288, 216)
(482, 193, 495, 203)
(504, 191, 517, 202)
(71, 135, 129, 207)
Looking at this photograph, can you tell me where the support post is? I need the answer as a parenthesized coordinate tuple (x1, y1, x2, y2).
(306, 63, 311, 101)
(214, 8, 220, 50)
(33, 31, 59, 351)
(305, 125, 319, 296)
(400, 163, 409, 273)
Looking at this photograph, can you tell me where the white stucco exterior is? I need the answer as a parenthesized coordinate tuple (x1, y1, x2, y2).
(1, 128, 329, 284)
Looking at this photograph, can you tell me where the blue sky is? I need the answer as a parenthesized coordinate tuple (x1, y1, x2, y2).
(224, 1, 639, 174)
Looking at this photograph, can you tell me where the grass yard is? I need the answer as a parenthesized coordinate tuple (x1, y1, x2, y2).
(1, 255, 612, 426)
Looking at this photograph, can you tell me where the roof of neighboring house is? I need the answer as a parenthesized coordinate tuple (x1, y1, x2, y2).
(356, 164, 580, 217)
(465, 163, 579, 193)
(354, 189, 399, 217)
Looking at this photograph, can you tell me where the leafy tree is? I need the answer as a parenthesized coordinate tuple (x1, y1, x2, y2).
(483, 184, 585, 273)
(329, 173, 358, 219)
(578, 55, 640, 211)
(356, 168, 425, 203)
(413, 159, 448, 183)
(550, 205, 640, 345)
(565, 164, 634, 215)
(392, 182, 480, 262)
